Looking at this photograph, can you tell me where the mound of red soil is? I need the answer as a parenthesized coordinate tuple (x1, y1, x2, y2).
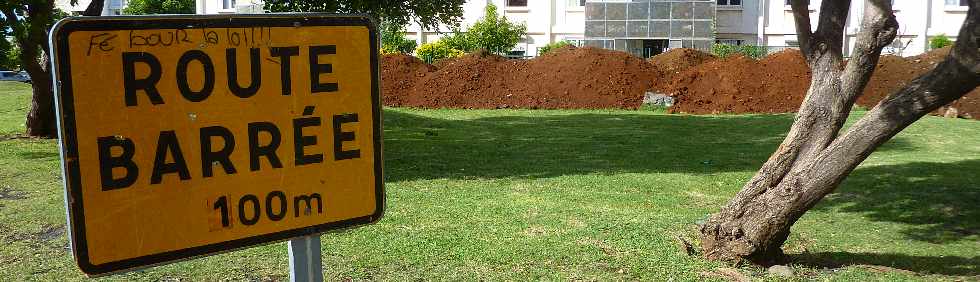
(665, 50, 811, 114)
(859, 47, 979, 119)
(381, 54, 436, 107)
(381, 46, 977, 119)
(856, 54, 911, 107)
(649, 48, 717, 81)
(392, 47, 661, 109)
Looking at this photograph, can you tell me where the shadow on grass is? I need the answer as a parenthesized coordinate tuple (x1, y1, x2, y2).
(819, 160, 980, 244)
(383, 110, 918, 181)
(14, 151, 58, 160)
(383, 110, 795, 182)
(383, 109, 977, 270)
(791, 251, 979, 276)
(384, 111, 974, 242)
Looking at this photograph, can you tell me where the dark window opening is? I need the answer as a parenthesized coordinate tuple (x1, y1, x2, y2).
(508, 0, 528, 7)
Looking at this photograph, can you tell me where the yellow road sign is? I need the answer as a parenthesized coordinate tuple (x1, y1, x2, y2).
(50, 15, 384, 276)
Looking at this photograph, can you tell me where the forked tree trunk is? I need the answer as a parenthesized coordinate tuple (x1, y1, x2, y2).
(700, 0, 980, 264)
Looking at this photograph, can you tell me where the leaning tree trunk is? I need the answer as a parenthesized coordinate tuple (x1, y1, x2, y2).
(699, 0, 980, 264)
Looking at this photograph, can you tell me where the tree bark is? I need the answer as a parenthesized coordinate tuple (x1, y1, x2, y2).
(700, 0, 979, 264)
(83, 0, 106, 16)
(7, 0, 105, 138)
(2, 2, 57, 138)
(23, 56, 56, 138)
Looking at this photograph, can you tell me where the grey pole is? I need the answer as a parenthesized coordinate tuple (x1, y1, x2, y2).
(288, 235, 324, 282)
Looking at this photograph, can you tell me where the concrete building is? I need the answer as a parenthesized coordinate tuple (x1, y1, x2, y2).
(400, 0, 970, 57)
(185, 0, 971, 57)
(55, 0, 129, 15)
(55, 0, 262, 16)
(761, 0, 971, 56)
(402, 0, 589, 58)
(196, 0, 265, 14)
(582, 0, 716, 57)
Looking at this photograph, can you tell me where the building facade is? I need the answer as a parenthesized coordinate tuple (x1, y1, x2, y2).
(752, 0, 969, 56)
(196, 0, 265, 14)
(55, 0, 128, 15)
(401, 0, 588, 58)
(183, 0, 971, 57)
(400, 0, 970, 57)
(582, 0, 716, 57)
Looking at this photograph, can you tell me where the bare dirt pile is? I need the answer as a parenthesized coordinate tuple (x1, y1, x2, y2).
(389, 47, 661, 109)
(381, 54, 437, 107)
(859, 47, 979, 119)
(382, 46, 976, 118)
(664, 49, 811, 114)
(649, 48, 717, 81)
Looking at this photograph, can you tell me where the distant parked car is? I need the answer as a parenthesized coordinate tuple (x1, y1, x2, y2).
(0, 70, 30, 83)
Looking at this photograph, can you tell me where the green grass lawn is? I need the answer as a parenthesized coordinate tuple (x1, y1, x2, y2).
(0, 81, 977, 281)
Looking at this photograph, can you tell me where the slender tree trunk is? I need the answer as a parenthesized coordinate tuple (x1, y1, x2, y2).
(699, 0, 980, 264)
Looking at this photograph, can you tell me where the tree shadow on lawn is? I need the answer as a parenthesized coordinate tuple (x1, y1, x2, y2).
(816, 159, 980, 244)
(382, 110, 975, 274)
(383, 109, 916, 182)
(383, 110, 796, 181)
(792, 160, 979, 276)
(791, 251, 979, 276)
(14, 150, 59, 160)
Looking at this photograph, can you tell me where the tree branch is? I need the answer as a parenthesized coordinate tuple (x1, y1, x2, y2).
(25, 2, 53, 57)
(812, 0, 850, 55)
(83, 0, 105, 16)
(0, 8, 25, 46)
(797, 0, 980, 211)
(839, 0, 898, 104)
(789, 0, 813, 58)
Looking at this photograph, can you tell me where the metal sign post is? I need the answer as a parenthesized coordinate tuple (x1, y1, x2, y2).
(288, 235, 324, 282)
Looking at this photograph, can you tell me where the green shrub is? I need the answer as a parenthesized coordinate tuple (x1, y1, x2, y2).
(539, 41, 573, 55)
(123, 0, 195, 14)
(440, 29, 477, 53)
(381, 21, 418, 54)
(0, 33, 18, 70)
(467, 4, 527, 54)
(711, 43, 767, 59)
(416, 40, 464, 63)
(436, 4, 527, 55)
(930, 34, 952, 50)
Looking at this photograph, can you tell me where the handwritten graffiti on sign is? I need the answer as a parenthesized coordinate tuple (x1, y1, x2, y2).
(50, 15, 384, 276)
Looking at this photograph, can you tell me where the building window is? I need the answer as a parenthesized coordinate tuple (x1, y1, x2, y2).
(945, 0, 968, 6)
(716, 39, 745, 45)
(508, 0, 527, 7)
(718, 0, 741, 5)
(568, 0, 585, 7)
(222, 0, 236, 9)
